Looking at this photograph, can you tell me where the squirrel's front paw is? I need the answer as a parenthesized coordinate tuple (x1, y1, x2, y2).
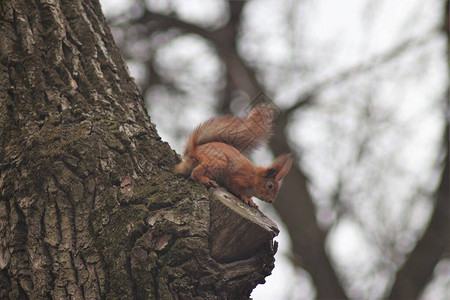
(195, 175, 219, 188)
(207, 179, 219, 188)
(241, 196, 258, 208)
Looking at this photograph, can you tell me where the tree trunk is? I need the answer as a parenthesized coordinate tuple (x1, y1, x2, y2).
(0, 1, 277, 299)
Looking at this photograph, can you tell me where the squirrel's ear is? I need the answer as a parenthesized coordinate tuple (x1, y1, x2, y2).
(264, 154, 293, 179)
(272, 153, 293, 181)
(263, 167, 278, 178)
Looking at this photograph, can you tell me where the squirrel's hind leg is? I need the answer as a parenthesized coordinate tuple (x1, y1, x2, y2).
(191, 165, 219, 188)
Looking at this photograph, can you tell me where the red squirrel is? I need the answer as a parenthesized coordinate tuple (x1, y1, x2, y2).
(174, 104, 293, 208)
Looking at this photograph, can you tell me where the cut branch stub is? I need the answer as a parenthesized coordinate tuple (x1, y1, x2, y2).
(209, 188, 279, 263)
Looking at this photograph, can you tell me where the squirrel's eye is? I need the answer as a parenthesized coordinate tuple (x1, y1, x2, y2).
(267, 182, 273, 190)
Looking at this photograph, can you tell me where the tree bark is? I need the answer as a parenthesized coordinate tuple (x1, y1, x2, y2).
(0, 1, 277, 299)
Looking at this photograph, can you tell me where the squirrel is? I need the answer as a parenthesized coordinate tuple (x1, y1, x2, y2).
(174, 103, 293, 208)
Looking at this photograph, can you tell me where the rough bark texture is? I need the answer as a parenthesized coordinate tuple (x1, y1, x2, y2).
(0, 1, 277, 299)
(209, 188, 279, 263)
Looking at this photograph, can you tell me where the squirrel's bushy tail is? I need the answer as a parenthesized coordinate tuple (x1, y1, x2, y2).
(187, 104, 275, 155)
(174, 104, 276, 175)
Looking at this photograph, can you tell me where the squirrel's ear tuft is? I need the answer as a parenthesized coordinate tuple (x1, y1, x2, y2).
(264, 154, 293, 179)
(272, 153, 293, 181)
(263, 167, 278, 178)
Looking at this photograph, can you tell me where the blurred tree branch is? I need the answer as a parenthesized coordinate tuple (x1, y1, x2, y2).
(115, 4, 260, 111)
(388, 2, 450, 298)
(269, 113, 349, 299)
(388, 125, 449, 299)
(123, 11, 214, 40)
(120, 6, 439, 119)
(284, 32, 439, 115)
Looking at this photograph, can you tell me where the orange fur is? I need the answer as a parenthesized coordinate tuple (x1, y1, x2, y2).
(174, 104, 292, 208)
